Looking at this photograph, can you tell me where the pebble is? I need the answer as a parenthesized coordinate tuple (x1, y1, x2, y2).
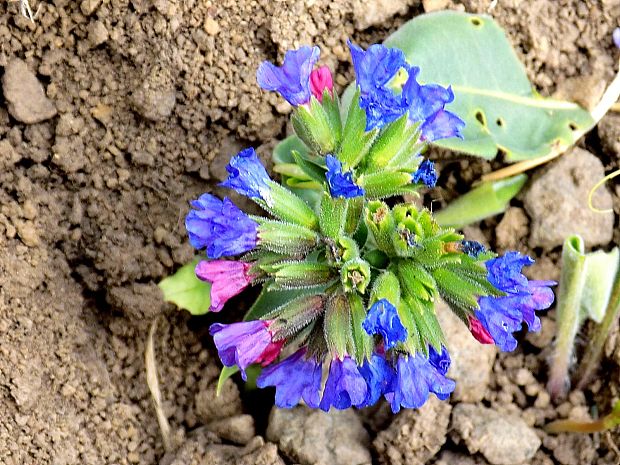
(451, 404, 541, 465)
(524, 147, 614, 249)
(352, 0, 413, 29)
(266, 406, 371, 465)
(204, 17, 220, 35)
(80, 0, 102, 16)
(2, 59, 57, 124)
(205, 414, 255, 445)
(17, 221, 39, 247)
(88, 21, 109, 48)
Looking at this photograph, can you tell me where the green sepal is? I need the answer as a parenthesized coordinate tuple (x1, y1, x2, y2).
(397, 259, 436, 303)
(265, 261, 335, 290)
(404, 294, 445, 353)
(348, 293, 373, 362)
(341, 258, 372, 294)
(365, 115, 424, 172)
(369, 270, 401, 307)
(319, 194, 348, 239)
(322, 90, 343, 144)
(291, 150, 327, 186)
(291, 98, 336, 155)
(344, 196, 363, 236)
(359, 171, 413, 199)
(262, 181, 319, 230)
(326, 236, 360, 265)
(257, 218, 320, 256)
(324, 293, 354, 358)
(338, 90, 378, 168)
(365, 200, 396, 255)
(398, 299, 423, 354)
(266, 294, 326, 342)
(364, 249, 389, 269)
(431, 266, 489, 313)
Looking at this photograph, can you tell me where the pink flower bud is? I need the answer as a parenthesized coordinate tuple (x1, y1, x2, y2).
(195, 260, 253, 312)
(310, 66, 334, 102)
(468, 315, 495, 345)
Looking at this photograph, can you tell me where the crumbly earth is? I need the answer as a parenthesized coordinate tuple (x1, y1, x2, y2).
(0, 0, 619, 464)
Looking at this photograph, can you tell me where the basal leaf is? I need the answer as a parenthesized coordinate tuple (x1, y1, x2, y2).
(384, 11, 594, 161)
(158, 258, 211, 315)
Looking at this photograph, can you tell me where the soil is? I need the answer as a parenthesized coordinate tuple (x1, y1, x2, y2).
(0, 0, 619, 464)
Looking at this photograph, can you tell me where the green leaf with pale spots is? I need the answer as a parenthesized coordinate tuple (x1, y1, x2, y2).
(341, 11, 594, 161)
(158, 258, 211, 315)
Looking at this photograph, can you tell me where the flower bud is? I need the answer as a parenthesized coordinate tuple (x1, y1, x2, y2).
(340, 258, 371, 294)
(324, 292, 353, 358)
(268, 294, 326, 341)
(269, 261, 334, 289)
(264, 181, 319, 231)
(365, 201, 396, 255)
(359, 171, 413, 199)
(257, 219, 320, 256)
(292, 101, 337, 154)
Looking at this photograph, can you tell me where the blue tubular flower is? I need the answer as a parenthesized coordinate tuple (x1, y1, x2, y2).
(256, 46, 320, 106)
(385, 352, 456, 413)
(362, 299, 408, 349)
(319, 356, 368, 411)
(185, 194, 258, 258)
(256, 349, 322, 408)
(428, 345, 451, 378)
(402, 68, 465, 141)
(348, 41, 409, 130)
(220, 148, 272, 201)
(412, 159, 438, 188)
(325, 155, 365, 198)
(460, 240, 486, 258)
(475, 252, 556, 351)
(358, 353, 395, 407)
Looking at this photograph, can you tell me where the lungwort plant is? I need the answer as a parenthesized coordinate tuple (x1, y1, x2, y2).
(167, 38, 557, 413)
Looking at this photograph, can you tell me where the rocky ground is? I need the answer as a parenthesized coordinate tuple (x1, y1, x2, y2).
(0, 0, 619, 464)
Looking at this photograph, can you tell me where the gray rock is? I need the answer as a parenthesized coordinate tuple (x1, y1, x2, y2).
(524, 147, 614, 250)
(374, 396, 451, 465)
(131, 65, 176, 122)
(2, 59, 57, 124)
(598, 112, 620, 159)
(266, 406, 371, 465)
(451, 404, 541, 465)
(352, 0, 418, 29)
(437, 300, 496, 403)
(205, 414, 255, 445)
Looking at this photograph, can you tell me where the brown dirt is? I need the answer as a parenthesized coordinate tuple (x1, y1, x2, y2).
(0, 0, 619, 464)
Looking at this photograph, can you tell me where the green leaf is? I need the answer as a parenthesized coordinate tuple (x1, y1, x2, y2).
(338, 90, 378, 168)
(342, 11, 594, 161)
(158, 258, 211, 315)
(434, 174, 527, 228)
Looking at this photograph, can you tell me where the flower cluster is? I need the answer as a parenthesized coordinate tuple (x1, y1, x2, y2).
(185, 42, 556, 412)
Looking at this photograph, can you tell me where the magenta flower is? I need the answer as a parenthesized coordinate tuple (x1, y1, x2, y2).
(195, 260, 254, 312)
(467, 315, 494, 344)
(209, 320, 282, 380)
(310, 66, 334, 102)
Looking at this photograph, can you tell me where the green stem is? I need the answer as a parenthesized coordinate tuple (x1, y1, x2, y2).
(576, 268, 620, 390)
(546, 401, 620, 434)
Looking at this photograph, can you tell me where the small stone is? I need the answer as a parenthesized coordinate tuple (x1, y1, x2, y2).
(352, 0, 415, 29)
(90, 103, 113, 125)
(553, 74, 606, 112)
(437, 300, 496, 403)
(204, 17, 220, 35)
(266, 406, 371, 465)
(422, 0, 450, 11)
(374, 396, 451, 465)
(131, 66, 176, 122)
(2, 59, 57, 124)
(495, 207, 529, 250)
(524, 147, 614, 250)
(598, 112, 620, 160)
(17, 221, 39, 247)
(205, 415, 255, 445)
(0, 140, 21, 167)
(80, 0, 102, 16)
(452, 404, 541, 465)
(22, 200, 37, 220)
(87, 20, 109, 47)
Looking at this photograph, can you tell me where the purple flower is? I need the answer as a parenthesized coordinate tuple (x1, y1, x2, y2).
(385, 352, 456, 413)
(257, 46, 320, 106)
(209, 320, 283, 380)
(460, 240, 486, 258)
(256, 349, 323, 408)
(613, 28, 620, 49)
(358, 353, 395, 407)
(475, 252, 556, 352)
(195, 260, 254, 312)
(319, 356, 368, 411)
(185, 193, 258, 258)
(220, 148, 272, 201)
(402, 68, 465, 141)
(412, 159, 438, 188)
(428, 345, 451, 377)
(325, 155, 365, 198)
(348, 41, 409, 130)
(362, 299, 408, 349)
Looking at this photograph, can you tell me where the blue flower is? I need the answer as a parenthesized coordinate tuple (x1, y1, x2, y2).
(220, 148, 272, 201)
(185, 193, 258, 258)
(358, 353, 395, 407)
(428, 345, 451, 378)
(348, 41, 409, 131)
(412, 159, 438, 187)
(460, 240, 486, 258)
(256, 349, 323, 408)
(475, 252, 556, 352)
(402, 68, 465, 141)
(325, 155, 365, 198)
(257, 46, 320, 106)
(319, 356, 368, 411)
(362, 299, 408, 349)
(385, 351, 456, 413)
(209, 320, 280, 381)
